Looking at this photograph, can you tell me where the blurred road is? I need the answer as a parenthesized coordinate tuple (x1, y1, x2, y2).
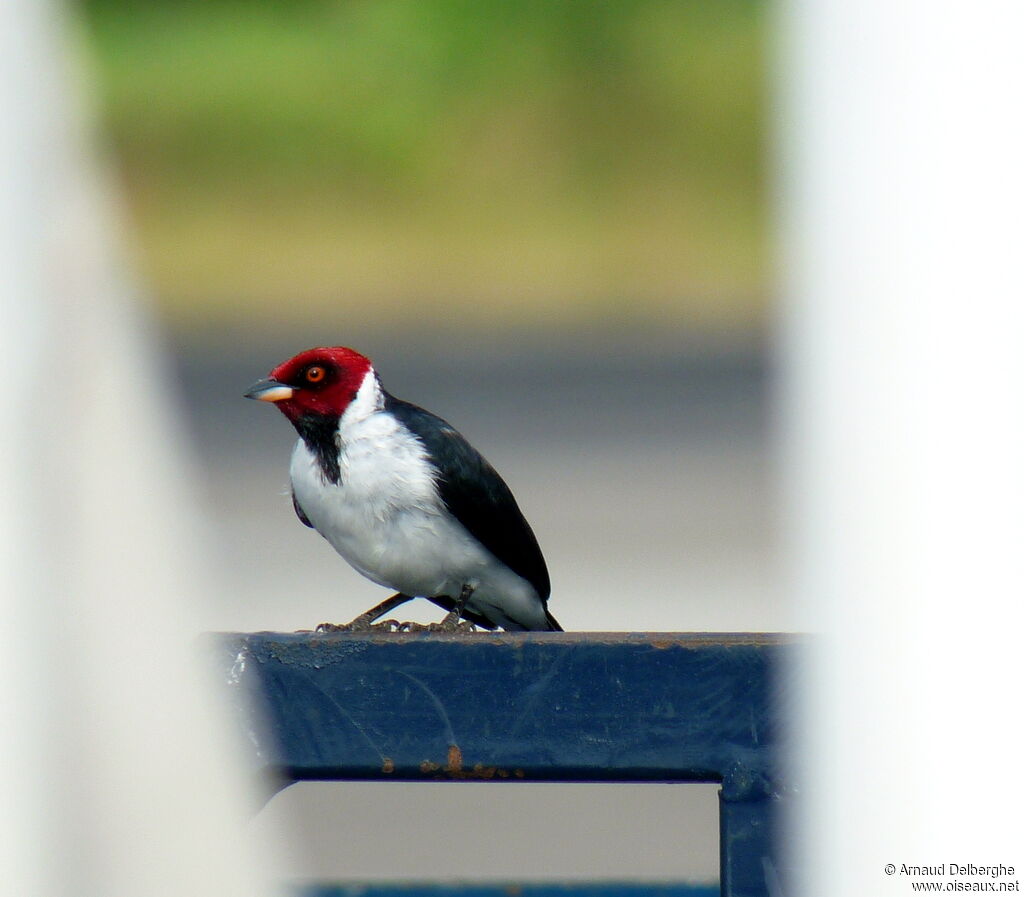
(169, 326, 782, 885)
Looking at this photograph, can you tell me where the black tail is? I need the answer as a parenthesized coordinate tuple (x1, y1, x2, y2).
(544, 609, 563, 631)
(428, 594, 562, 631)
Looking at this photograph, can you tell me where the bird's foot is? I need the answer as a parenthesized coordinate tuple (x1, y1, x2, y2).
(317, 614, 477, 634)
(314, 593, 415, 633)
(436, 610, 463, 632)
(373, 619, 405, 631)
(315, 618, 415, 633)
(315, 614, 375, 632)
(405, 584, 475, 632)
(394, 621, 434, 632)
(390, 618, 477, 632)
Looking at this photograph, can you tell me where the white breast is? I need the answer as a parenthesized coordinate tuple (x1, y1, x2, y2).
(287, 371, 545, 627)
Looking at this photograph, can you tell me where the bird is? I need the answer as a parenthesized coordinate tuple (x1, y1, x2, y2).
(245, 346, 561, 632)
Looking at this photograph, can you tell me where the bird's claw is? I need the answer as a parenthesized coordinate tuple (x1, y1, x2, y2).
(315, 622, 347, 632)
(374, 619, 404, 631)
(386, 619, 478, 632)
(435, 610, 464, 632)
(437, 616, 478, 632)
(315, 617, 477, 633)
(315, 614, 376, 632)
(391, 621, 435, 632)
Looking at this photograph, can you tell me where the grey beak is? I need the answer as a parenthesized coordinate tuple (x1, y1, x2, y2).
(244, 378, 295, 403)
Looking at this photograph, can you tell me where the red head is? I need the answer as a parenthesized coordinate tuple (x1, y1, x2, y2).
(244, 347, 374, 424)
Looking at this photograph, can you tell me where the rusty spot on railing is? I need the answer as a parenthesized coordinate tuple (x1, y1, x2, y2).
(446, 744, 463, 773)
(417, 744, 526, 780)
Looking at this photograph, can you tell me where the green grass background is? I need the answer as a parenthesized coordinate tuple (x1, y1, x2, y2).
(80, 0, 767, 333)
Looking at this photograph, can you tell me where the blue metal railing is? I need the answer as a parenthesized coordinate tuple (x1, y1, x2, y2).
(216, 632, 792, 897)
(306, 886, 719, 897)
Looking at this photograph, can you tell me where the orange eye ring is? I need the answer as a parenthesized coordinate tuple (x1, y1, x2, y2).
(305, 365, 326, 384)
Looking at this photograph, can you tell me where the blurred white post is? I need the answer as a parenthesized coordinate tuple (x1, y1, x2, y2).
(780, 0, 1024, 894)
(0, 1, 280, 894)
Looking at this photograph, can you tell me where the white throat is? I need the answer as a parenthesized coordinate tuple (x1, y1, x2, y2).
(339, 368, 384, 435)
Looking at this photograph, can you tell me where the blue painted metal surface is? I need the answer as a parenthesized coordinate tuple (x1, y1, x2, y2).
(303, 886, 718, 897)
(217, 631, 792, 897)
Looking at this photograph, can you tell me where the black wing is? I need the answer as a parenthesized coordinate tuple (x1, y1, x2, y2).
(292, 490, 314, 528)
(385, 394, 551, 603)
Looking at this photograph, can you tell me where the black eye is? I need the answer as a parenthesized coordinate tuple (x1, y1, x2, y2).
(305, 365, 326, 384)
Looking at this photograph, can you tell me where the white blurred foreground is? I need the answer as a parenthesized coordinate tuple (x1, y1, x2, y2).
(781, 0, 1024, 893)
(0, 2, 280, 894)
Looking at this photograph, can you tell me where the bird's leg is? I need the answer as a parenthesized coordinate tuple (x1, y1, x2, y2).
(316, 593, 413, 632)
(435, 584, 475, 632)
